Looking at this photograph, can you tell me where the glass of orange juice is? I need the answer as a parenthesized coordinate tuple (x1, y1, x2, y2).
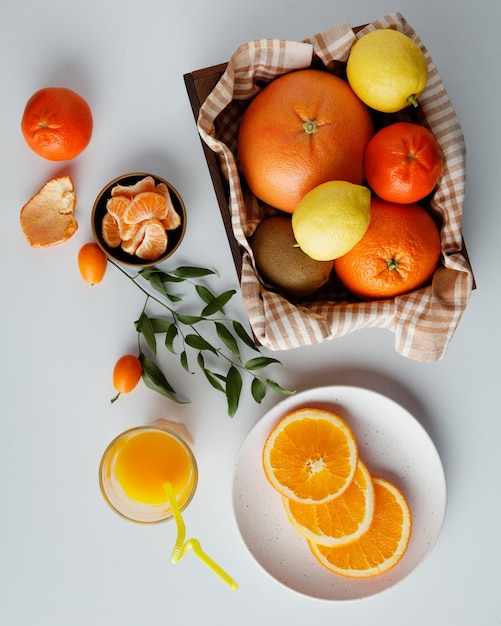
(99, 425, 198, 524)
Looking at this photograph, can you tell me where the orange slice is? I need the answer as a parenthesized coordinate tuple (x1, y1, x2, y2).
(134, 218, 168, 260)
(111, 175, 156, 197)
(101, 212, 121, 248)
(155, 182, 181, 230)
(308, 477, 412, 578)
(123, 191, 168, 225)
(282, 459, 374, 547)
(262, 408, 358, 504)
(106, 195, 130, 221)
(20, 175, 78, 247)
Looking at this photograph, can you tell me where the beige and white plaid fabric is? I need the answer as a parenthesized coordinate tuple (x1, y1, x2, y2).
(197, 12, 474, 362)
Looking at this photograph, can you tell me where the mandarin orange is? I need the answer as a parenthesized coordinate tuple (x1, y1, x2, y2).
(333, 197, 441, 299)
(364, 122, 443, 204)
(21, 87, 93, 161)
(237, 69, 374, 213)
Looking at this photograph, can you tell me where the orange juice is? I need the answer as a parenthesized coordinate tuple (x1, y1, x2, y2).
(99, 426, 198, 523)
(115, 429, 195, 505)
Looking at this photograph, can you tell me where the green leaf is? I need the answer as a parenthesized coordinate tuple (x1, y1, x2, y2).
(180, 350, 191, 373)
(197, 353, 225, 393)
(139, 353, 189, 404)
(173, 266, 216, 278)
(166, 293, 183, 303)
(175, 313, 205, 325)
(251, 377, 266, 404)
(226, 365, 242, 417)
(185, 334, 218, 354)
(266, 379, 296, 396)
(148, 273, 168, 298)
(232, 320, 258, 350)
(201, 290, 236, 316)
(195, 284, 216, 305)
(244, 356, 281, 370)
(215, 322, 240, 358)
(150, 317, 174, 333)
(165, 324, 178, 353)
(135, 312, 157, 354)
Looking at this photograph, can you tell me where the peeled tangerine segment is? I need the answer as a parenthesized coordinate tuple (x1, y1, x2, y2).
(20, 175, 78, 247)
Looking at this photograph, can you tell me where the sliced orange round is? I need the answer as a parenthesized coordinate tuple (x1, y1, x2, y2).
(309, 477, 412, 578)
(262, 408, 358, 504)
(282, 459, 374, 547)
(123, 191, 168, 224)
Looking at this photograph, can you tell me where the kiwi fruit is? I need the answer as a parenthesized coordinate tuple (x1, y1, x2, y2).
(250, 215, 333, 298)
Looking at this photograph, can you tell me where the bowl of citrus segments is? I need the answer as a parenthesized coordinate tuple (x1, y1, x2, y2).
(91, 173, 187, 267)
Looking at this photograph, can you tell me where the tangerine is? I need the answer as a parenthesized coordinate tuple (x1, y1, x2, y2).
(309, 477, 412, 578)
(237, 69, 374, 213)
(112, 354, 143, 403)
(78, 242, 107, 285)
(333, 197, 441, 299)
(364, 122, 443, 204)
(21, 87, 93, 161)
(262, 407, 358, 504)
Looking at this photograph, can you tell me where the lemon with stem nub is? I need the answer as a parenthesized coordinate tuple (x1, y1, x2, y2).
(292, 181, 371, 261)
(346, 29, 428, 113)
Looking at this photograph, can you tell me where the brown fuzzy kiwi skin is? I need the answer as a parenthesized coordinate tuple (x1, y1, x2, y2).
(250, 215, 333, 298)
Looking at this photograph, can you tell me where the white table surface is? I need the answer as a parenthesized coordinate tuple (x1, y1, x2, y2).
(2, 1, 500, 624)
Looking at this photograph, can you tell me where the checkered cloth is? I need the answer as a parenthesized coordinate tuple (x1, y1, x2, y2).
(197, 12, 474, 362)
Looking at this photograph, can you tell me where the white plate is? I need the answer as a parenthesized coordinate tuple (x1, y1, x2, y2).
(232, 386, 446, 601)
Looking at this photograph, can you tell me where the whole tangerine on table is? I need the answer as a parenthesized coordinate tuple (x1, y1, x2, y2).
(21, 87, 93, 161)
(111, 355, 143, 403)
(364, 122, 443, 204)
(333, 197, 441, 300)
(237, 69, 374, 213)
(78, 242, 107, 285)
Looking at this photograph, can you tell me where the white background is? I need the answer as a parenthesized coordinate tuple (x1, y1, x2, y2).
(1, 0, 500, 625)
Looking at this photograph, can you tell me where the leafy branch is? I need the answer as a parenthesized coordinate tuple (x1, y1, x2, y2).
(109, 260, 294, 416)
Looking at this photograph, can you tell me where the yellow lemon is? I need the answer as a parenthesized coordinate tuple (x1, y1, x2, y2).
(291, 181, 371, 261)
(346, 29, 428, 113)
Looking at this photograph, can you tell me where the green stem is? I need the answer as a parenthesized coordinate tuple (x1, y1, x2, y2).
(407, 94, 419, 108)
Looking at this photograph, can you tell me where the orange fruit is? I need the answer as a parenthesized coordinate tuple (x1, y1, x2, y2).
(100, 177, 180, 261)
(333, 197, 441, 299)
(112, 354, 143, 403)
(78, 242, 107, 285)
(309, 477, 412, 578)
(134, 219, 168, 260)
(364, 122, 443, 204)
(282, 459, 374, 547)
(237, 69, 374, 213)
(21, 87, 93, 161)
(123, 191, 168, 224)
(262, 408, 358, 504)
(20, 175, 78, 247)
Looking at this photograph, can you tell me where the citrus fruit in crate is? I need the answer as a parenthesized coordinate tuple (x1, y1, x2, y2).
(78, 242, 107, 285)
(333, 197, 441, 299)
(309, 477, 412, 578)
(250, 215, 333, 297)
(262, 408, 358, 504)
(346, 29, 428, 113)
(364, 122, 443, 204)
(282, 459, 375, 547)
(112, 354, 143, 403)
(21, 87, 93, 160)
(20, 176, 78, 247)
(291, 181, 371, 261)
(237, 69, 374, 213)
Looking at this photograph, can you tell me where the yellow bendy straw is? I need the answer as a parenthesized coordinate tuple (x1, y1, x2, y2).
(164, 482, 238, 590)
